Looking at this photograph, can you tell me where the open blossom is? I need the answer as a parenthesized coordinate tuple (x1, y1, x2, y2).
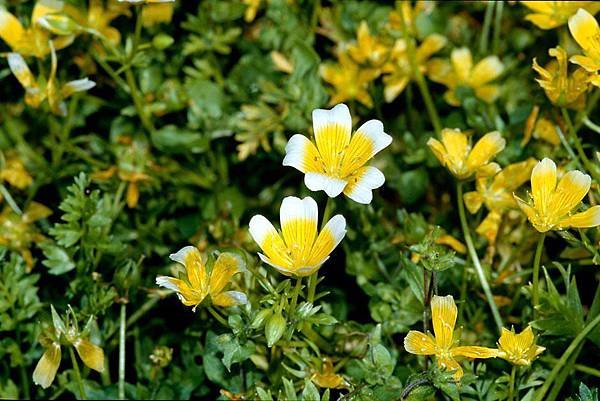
(533, 46, 589, 109)
(522, 1, 600, 30)
(283, 104, 392, 204)
(427, 128, 506, 180)
(428, 47, 504, 106)
(249, 196, 346, 277)
(404, 295, 498, 380)
(568, 8, 600, 87)
(320, 54, 379, 108)
(156, 246, 248, 311)
(497, 326, 545, 366)
(514, 158, 600, 232)
(464, 159, 537, 243)
(347, 21, 390, 69)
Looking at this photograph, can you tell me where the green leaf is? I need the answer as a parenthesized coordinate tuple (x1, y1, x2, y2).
(40, 242, 76, 275)
(151, 125, 209, 154)
(301, 379, 320, 401)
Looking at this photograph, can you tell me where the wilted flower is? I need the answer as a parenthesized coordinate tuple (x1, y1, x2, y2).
(0, 1, 74, 58)
(320, 53, 379, 108)
(532, 46, 589, 110)
(382, 34, 447, 102)
(522, 106, 560, 146)
(249, 196, 346, 277)
(568, 8, 600, 87)
(283, 104, 392, 204)
(0, 202, 51, 270)
(347, 21, 390, 69)
(0, 152, 32, 190)
(514, 158, 600, 232)
(427, 128, 506, 180)
(311, 358, 346, 389)
(156, 246, 248, 311)
(522, 1, 600, 30)
(464, 159, 537, 243)
(428, 47, 504, 106)
(7, 49, 96, 116)
(404, 295, 498, 380)
(497, 326, 545, 366)
(33, 306, 104, 389)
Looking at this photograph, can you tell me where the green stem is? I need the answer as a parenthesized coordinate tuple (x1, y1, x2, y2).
(16, 330, 30, 399)
(456, 182, 503, 333)
(207, 306, 229, 327)
(532, 233, 545, 320)
(289, 278, 302, 316)
(479, 1, 495, 55)
(118, 303, 126, 400)
(547, 344, 582, 401)
(398, 4, 442, 137)
(508, 365, 517, 401)
(0, 184, 22, 215)
(533, 313, 600, 401)
(69, 347, 86, 400)
(562, 108, 599, 181)
(106, 297, 159, 342)
(542, 355, 600, 378)
(492, 1, 504, 54)
(582, 117, 600, 135)
(124, 68, 155, 134)
(52, 96, 78, 168)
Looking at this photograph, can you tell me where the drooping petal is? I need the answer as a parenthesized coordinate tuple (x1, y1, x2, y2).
(7, 53, 37, 90)
(530, 158, 557, 215)
(339, 119, 392, 176)
(416, 34, 447, 62)
(343, 166, 385, 204)
(476, 211, 503, 244)
(209, 252, 244, 295)
(212, 290, 248, 307)
(404, 330, 437, 355)
(436, 356, 463, 380)
(463, 191, 484, 214)
(451, 47, 473, 83)
(0, 9, 24, 50)
(306, 214, 346, 267)
(156, 276, 202, 306)
(282, 134, 322, 173)
(73, 338, 105, 372)
(471, 56, 504, 86)
(279, 196, 318, 264)
(304, 172, 347, 197)
(249, 215, 291, 269)
(451, 346, 498, 359)
(22, 202, 52, 223)
(431, 295, 457, 350)
(32, 343, 61, 389)
(514, 194, 541, 229)
(558, 205, 600, 229)
(170, 246, 207, 292)
(61, 78, 96, 98)
(466, 131, 506, 171)
(568, 8, 600, 54)
(312, 104, 352, 170)
(551, 170, 591, 219)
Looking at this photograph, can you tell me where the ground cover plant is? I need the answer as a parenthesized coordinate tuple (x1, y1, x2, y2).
(0, 0, 599, 400)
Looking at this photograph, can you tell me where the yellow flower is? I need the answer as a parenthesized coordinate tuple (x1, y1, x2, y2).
(428, 47, 504, 106)
(0, 152, 33, 190)
(427, 128, 506, 180)
(0, 1, 75, 58)
(141, 2, 174, 26)
(7, 49, 96, 116)
(0, 202, 51, 270)
(320, 53, 379, 108)
(464, 159, 537, 243)
(522, 106, 560, 146)
(311, 358, 346, 389)
(568, 8, 600, 87)
(497, 326, 545, 366)
(347, 21, 390, 69)
(533, 46, 589, 110)
(156, 246, 248, 311)
(404, 295, 498, 380)
(514, 158, 600, 232)
(243, 0, 261, 22)
(283, 104, 392, 203)
(522, 1, 600, 30)
(382, 34, 447, 102)
(64, 0, 129, 44)
(249, 196, 346, 277)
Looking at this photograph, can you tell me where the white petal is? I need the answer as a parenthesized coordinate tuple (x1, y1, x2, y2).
(312, 103, 352, 138)
(155, 276, 180, 292)
(311, 214, 347, 266)
(282, 134, 312, 172)
(221, 291, 248, 305)
(62, 78, 96, 98)
(169, 246, 196, 265)
(344, 166, 385, 204)
(304, 172, 347, 197)
(248, 215, 278, 248)
(279, 196, 318, 228)
(355, 119, 392, 156)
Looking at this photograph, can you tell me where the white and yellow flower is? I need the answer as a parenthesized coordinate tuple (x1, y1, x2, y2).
(249, 196, 346, 277)
(283, 104, 392, 204)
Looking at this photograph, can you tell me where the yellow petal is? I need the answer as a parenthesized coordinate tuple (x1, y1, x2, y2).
(550, 170, 591, 218)
(211, 291, 248, 307)
(7, 53, 36, 90)
(32, 343, 61, 389)
(568, 8, 600, 55)
(73, 338, 105, 372)
(306, 214, 346, 268)
(23, 202, 52, 223)
(569, 55, 600, 72)
(426, 137, 448, 166)
(312, 104, 352, 170)
(558, 205, 600, 228)
(169, 246, 208, 293)
(416, 34, 447, 62)
(156, 276, 203, 307)
(531, 158, 557, 214)
(0, 8, 24, 50)
(525, 14, 562, 29)
(126, 181, 139, 208)
(427, 58, 453, 86)
(441, 128, 469, 170)
(475, 84, 501, 103)
(340, 119, 391, 177)
(248, 215, 291, 271)
(521, 2, 551, 13)
(283, 134, 322, 173)
(451, 47, 473, 83)
(431, 295, 457, 350)
(404, 330, 437, 355)
(471, 56, 504, 86)
(209, 253, 243, 295)
(280, 196, 318, 265)
(141, 3, 174, 26)
(436, 356, 463, 380)
(476, 211, 502, 244)
(466, 131, 506, 171)
(436, 234, 467, 254)
(32, 0, 65, 24)
(463, 191, 484, 214)
(451, 345, 498, 359)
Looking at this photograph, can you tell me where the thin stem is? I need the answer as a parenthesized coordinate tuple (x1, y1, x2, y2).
(562, 108, 599, 181)
(69, 347, 86, 400)
(554, 124, 583, 170)
(532, 233, 545, 319)
(582, 117, 600, 134)
(106, 297, 159, 342)
(124, 68, 155, 134)
(479, 1, 495, 55)
(398, 4, 442, 136)
(118, 303, 126, 400)
(0, 184, 22, 215)
(533, 313, 600, 401)
(289, 278, 302, 315)
(207, 306, 229, 327)
(456, 182, 503, 333)
(508, 365, 517, 401)
(492, 1, 504, 54)
(542, 355, 600, 378)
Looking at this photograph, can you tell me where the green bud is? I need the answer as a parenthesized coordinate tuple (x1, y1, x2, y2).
(50, 305, 66, 335)
(153, 33, 174, 50)
(251, 308, 272, 329)
(38, 14, 80, 36)
(265, 312, 286, 347)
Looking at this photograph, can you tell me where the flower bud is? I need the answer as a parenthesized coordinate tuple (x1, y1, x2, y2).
(265, 312, 286, 347)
